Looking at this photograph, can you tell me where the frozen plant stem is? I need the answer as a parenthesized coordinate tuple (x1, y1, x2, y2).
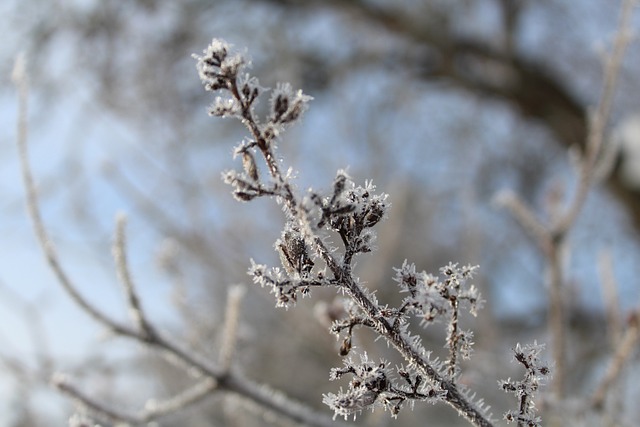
(196, 40, 495, 426)
(500, 343, 550, 427)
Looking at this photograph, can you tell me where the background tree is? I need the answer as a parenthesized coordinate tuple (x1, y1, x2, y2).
(2, 0, 640, 426)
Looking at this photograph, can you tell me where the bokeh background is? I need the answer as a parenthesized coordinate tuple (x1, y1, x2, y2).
(2, 0, 640, 425)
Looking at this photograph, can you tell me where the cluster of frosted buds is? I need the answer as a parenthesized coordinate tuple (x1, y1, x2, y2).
(222, 140, 280, 202)
(393, 261, 483, 376)
(194, 39, 246, 93)
(276, 224, 314, 277)
(259, 81, 313, 141)
(249, 259, 325, 309)
(249, 221, 327, 308)
(193, 39, 252, 119)
(194, 39, 312, 203)
(247, 169, 390, 308)
(324, 353, 390, 420)
(309, 171, 388, 258)
(500, 342, 551, 426)
(323, 353, 447, 420)
(195, 38, 313, 133)
(270, 82, 313, 126)
(395, 261, 482, 323)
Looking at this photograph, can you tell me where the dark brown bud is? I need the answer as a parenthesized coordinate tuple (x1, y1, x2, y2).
(339, 336, 352, 356)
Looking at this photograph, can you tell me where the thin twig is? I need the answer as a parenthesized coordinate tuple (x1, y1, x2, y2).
(493, 190, 550, 251)
(54, 374, 218, 424)
(554, 0, 636, 234)
(219, 285, 246, 372)
(113, 213, 156, 338)
(546, 239, 566, 397)
(591, 312, 640, 410)
(598, 249, 622, 346)
(13, 54, 135, 339)
(548, 0, 636, 396)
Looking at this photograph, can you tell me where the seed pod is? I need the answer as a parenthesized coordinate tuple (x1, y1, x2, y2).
(363, 200, 385, 228)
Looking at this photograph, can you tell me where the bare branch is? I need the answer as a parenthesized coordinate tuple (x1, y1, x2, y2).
(13, 54, 136, 339)
(591, 312, 640, 410)
(54, 374, 218, 424)
(218, 285, 246, 372)
(554, 0, 637, 234)
(113, 213, 156, 338)
(598, 249, 622, 345)
(493, 190, 550, 251)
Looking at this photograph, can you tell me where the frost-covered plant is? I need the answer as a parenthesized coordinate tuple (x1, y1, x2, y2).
(194, 38, 548, 427)
(500, 342, 551, 427)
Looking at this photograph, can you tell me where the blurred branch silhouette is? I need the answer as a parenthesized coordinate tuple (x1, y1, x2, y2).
(13, 51, 347, 427)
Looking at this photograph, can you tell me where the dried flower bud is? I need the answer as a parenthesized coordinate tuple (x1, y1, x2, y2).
(277, 227, 314, 276)
(233, 190, 257, 202)
(339, 336, 352, 356)
(269, 83, 312, 125)
(363, 199, 385, 228)
(241, 151, 259, 182)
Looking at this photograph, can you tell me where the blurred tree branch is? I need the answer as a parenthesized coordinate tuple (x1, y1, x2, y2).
(258, 0, 640, 233)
